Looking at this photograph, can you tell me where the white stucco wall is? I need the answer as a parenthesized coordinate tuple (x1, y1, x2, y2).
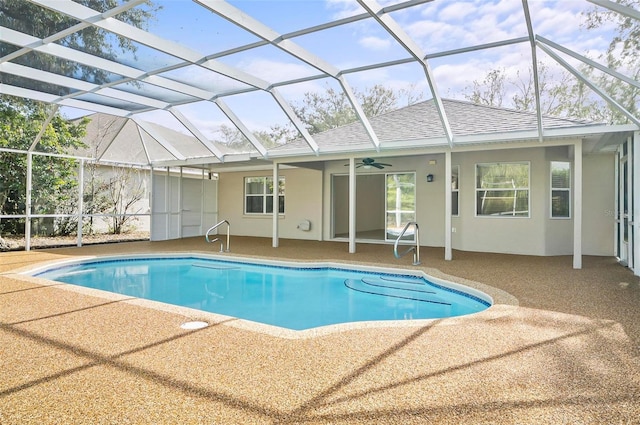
(217, 167, 323, 240)
(582, 153, 616, 256)
(215, 142, 616, 257)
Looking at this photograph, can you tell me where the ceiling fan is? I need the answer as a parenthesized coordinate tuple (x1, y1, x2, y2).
(345, 158, 393, 169)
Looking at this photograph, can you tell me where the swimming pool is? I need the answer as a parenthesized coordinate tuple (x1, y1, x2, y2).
(33, 255, 491, 331)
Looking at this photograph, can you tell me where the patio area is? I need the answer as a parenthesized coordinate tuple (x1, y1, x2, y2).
(1, 237, 639, 424)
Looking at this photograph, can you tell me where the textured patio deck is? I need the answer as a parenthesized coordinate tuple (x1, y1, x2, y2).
(1, 236, 639, 424)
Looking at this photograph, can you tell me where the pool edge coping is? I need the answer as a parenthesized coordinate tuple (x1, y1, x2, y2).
(7, 251, 520, 339)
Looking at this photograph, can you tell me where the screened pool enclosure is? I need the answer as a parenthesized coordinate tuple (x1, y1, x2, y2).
(0, 0, 639, 265)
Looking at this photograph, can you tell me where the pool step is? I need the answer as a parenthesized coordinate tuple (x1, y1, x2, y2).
(191, 262, 240, 271)
(344, 278, 451, 305)
(361, 277, 436, 294)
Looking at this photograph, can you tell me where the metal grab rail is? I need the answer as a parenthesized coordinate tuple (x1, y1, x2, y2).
(205, 220, 230, 252)
(393, 221, 420, 265)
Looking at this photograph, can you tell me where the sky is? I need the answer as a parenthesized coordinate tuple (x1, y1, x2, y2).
(61, 0, 621, 142)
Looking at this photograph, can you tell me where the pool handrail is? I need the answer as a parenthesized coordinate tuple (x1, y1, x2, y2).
(205, 220, 230, 252)
(393, 221, 420, 265)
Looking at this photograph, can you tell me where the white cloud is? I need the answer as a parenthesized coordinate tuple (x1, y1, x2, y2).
(359, 36, 392, 51)
(438, 2, 475, 21)
(324, 0, 363, 20)
(236, 58, 319, 84)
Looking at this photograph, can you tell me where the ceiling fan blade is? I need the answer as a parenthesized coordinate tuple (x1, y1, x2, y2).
(377, 163, 392, 166)
(372, 163, 384, 169)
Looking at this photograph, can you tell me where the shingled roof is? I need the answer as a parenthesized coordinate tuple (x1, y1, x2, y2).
(73, 98, 604, 165)
(275, 98, 597, 152)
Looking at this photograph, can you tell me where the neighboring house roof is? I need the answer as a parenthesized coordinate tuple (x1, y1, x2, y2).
(73, 113, 250, 164)
(274, 98, 597, 152)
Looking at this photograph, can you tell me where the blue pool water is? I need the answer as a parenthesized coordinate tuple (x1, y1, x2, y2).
(35, 256, 491, 330)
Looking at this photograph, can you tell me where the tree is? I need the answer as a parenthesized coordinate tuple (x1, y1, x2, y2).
(0, 0, 160, 91)
(292, 84, 412, 134)
(464, 3, 639, 124)
(0, 100, 89, 235)
(211, 84, 423, 149)
(98, 166, 147, 235)
(0, 1, 159, 237)
(465, 69, 507, 108)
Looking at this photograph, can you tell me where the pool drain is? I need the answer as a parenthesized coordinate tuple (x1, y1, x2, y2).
(180, 321, 209, 330)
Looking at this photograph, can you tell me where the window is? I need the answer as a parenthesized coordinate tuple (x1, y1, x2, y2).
(476, 162, 529, 217)
(244, 177, 284, 214)
(452, 165, 459, 216)
(550, 161, 571, 218)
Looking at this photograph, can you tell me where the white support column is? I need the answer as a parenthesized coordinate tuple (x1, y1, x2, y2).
(614, 149, 620, 259)
(149, 165, 154, 240)
(200, 169, 205, 236)
(179, 166, 184, 239)
(445, 150, 453, 261)
(77, 159, 84, 247)
(629, 135, 635, 270)
(25, 152, 32, 251)
(349, 157, 356, 253)
(633, 131, 640, 275)
(165, 167, 170, 239)
(573, 141, 583, 269)
(272, 162, 279, 248)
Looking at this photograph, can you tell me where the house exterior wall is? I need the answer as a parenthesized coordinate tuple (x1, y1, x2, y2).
(218, 167, 323, 240)
(451, 146, 615, 256)
(582, 154, 616, 256)
(216, 142, 615, 257)
(322, 154, 445, 246)
(452, 147, 547, 255)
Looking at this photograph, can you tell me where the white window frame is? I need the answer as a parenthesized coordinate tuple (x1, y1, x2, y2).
(475, 162, 530, 218)
(550, 161, 571, 219)
(244, 176, 285, 215)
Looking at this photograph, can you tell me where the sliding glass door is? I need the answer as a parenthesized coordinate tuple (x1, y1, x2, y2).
(385, 173, 416, 241)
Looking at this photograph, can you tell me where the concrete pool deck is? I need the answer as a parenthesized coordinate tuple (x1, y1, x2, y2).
(1, 236, 639, 423)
